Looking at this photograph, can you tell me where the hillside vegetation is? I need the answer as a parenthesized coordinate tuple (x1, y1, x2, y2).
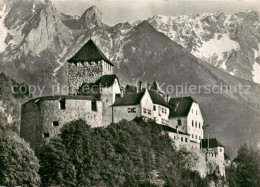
(37, 118, 207, 186)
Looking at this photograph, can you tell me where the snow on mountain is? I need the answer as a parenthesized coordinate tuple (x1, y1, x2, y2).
(147, 11, 260, 83)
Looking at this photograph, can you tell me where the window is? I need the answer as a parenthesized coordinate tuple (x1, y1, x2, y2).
(192, 120, 194, 127)
(195, 135, 197, 139)
(59, 99, 65, 110)
(219, 148, 222, 152)
(153, 105, 156, 111)
(199, 123, 200, 129)
(148, 109, 151, 115)
(143, 108, 147, 114)
(195, 122, 197, 128)
(196, 110, 198, 115)
(178, 119, 181, 126)
(185, 138, 188, 142)
(53, 121, 59, 127)
(43, 133, 49, 138)
(91, 100, 97, 111)
(192, 134, 194, 138)
(128, 108, 136, 113)
(154, 117, 157, 122)
(181, 137, 183, 142)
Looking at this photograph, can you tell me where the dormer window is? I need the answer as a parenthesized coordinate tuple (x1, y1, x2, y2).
(178, 119, 181, 126)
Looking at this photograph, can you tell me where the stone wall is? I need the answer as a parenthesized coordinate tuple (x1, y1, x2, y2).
(68, 61, 103, 95)
(68, 60, 114, 95)
(21, 97, 103, 149)
(112, 105, 141, 123)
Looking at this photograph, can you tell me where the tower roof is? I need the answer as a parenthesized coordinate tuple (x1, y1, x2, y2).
(150, 77, 165, 94)
(68, 39, 114, 66)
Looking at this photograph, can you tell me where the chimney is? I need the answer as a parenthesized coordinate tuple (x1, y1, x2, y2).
(137, 80, 142, 93)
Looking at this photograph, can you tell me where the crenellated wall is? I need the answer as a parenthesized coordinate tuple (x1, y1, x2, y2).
(68, 60, 114, 95)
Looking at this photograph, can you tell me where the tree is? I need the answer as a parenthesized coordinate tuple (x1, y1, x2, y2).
(0, 128, 40, 186)
(37, 138, 77, 186)
(38, 118, 207, 186)
(233, 144, 260, 187)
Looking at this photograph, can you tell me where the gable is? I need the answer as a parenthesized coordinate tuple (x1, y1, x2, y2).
(68, 39, 114, 66)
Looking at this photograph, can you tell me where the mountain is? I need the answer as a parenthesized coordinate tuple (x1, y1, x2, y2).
(0, 2, 260, 157)
(147, 12, 260, 83)
(0, 0, 73, 95)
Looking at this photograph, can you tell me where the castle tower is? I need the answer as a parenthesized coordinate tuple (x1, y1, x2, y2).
(67, 39, 114, 95)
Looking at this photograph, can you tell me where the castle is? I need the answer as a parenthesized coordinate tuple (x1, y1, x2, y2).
(20, 38, 226, 177)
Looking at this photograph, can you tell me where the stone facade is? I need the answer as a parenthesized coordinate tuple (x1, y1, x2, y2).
(68, 60, 113, 95)
(21, 96, 102, 149)
(202, 146, 225, 176)
(113, 105, 142, 123)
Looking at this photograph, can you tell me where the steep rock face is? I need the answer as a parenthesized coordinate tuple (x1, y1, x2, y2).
(79, 6, 104, 29)
(0, 0, 73, 95)
(147, 11, 260, 83)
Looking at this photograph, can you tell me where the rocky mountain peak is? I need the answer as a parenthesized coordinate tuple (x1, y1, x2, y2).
(79, 5, 103, 29)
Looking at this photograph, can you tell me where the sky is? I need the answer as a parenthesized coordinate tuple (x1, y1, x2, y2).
(53, 0, 260, 26)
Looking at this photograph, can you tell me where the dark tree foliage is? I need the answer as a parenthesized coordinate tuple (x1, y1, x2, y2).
(226, 144, 260, 187)
(37, 138, 77, 186)
(38, 118, 207, 186)
(0, 128, 40, 186)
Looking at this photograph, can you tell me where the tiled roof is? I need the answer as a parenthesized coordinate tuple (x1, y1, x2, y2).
(112, 89, 170, 108)
(112, 92, 145, 106)
(168, 96, 197, 118)
(67, 39, 114, 66)
(148, 90, 171, 108)
(201, 138, 224, 148)
(95, 74, 118, 87)
(160, 125, 189, 135)
(78, 74, 118, 97)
